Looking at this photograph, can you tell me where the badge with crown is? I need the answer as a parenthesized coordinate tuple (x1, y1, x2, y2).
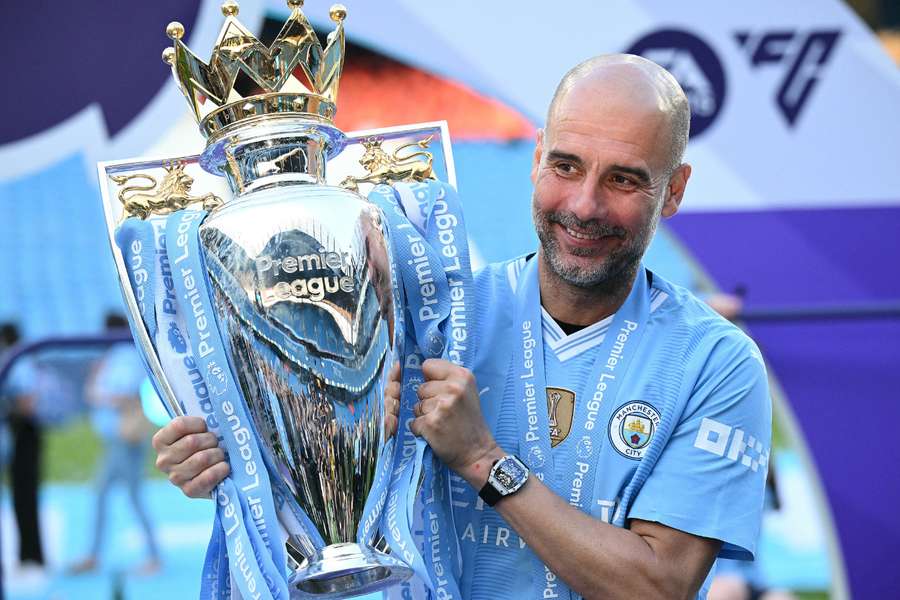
(98, 2, 461, 597)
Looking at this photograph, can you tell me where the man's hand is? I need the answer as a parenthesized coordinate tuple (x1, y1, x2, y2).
(152, 416, 229, 498)
(410, 359, 497, 476)
(384, 362, 401, 439)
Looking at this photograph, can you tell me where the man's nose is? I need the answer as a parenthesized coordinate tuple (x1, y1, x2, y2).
(569, 178, 608, 223)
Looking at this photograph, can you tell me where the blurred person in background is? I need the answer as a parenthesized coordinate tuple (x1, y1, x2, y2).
(68, 313, 161, 575)
(0, 322, 46, 576)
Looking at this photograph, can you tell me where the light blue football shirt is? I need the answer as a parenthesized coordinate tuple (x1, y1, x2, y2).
(449, 256, 771, 600)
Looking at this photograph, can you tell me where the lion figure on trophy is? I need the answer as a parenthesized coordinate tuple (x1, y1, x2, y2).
(110, 161, 223, 222)
(340, 135, 435, 191)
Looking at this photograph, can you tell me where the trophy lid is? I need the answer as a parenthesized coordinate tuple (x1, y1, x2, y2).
(162, 1, 347, 142)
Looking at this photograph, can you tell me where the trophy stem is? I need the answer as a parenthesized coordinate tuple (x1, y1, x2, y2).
(290, 542, 413, 599)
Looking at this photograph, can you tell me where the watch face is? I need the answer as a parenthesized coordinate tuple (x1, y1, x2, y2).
(491, 456, 527, 493)
(503, 458, 527, 480)
(496, 470, 515, 488)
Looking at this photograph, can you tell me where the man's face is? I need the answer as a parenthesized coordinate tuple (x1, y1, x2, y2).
(531, 76, 688, 289)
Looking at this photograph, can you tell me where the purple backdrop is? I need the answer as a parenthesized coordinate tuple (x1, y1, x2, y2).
(671, 205, 900, 595)
(0, 1, 202, 144)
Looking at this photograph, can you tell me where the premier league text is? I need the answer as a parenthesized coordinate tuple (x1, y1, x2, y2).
(254, 250, 355, 306)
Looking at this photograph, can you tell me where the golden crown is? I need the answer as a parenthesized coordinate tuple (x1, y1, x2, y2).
(162, 0, 347, 139)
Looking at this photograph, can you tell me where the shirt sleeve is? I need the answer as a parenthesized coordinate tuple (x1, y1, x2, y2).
(627, 333, 772, 560)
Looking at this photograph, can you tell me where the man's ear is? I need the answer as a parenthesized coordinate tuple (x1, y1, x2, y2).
(662, 163, 691, 218)
(531, 129, 544, 185)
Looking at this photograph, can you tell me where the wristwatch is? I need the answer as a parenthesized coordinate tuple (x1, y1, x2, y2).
(478, 455, 529, 507)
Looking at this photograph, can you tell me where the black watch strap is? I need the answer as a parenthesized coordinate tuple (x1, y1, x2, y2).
(478, 478, 503, 507)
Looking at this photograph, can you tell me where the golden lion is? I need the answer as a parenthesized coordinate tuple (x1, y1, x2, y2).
(340, 135, 435, 192)
(110, 161, 223, 223)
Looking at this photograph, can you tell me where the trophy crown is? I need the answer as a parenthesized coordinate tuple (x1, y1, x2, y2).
(163, 1, 347, 139)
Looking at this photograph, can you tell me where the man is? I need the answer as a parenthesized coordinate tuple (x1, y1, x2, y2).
(69, 314, 161, 575)
(1, 323, 46, 575)
(154, 54, 770, 599)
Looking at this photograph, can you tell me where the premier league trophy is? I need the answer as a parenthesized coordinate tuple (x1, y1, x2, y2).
(97, 1, 460, 597)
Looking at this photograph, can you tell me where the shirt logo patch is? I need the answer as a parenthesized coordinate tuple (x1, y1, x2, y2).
(609, 401, 661, 460)
(546, 387, 575, 447)
(694, 417, 769, 473)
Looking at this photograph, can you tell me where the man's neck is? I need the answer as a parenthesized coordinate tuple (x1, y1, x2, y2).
(537, 253, 637, 327)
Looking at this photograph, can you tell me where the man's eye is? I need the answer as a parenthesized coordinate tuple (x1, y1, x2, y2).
(611, 174, 637, 188)
(553, 162, 577, 176)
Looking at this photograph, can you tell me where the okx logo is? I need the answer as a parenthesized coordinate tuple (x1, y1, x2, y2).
(735, 30, 841, 127)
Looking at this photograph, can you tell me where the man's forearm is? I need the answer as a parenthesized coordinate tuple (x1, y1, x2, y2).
(458, 447, 716, 600)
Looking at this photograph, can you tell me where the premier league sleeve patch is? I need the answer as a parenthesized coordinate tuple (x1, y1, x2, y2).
(609, 401, 661, 459)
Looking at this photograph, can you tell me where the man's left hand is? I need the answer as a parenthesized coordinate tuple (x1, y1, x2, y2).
(410, 359, 498, 476)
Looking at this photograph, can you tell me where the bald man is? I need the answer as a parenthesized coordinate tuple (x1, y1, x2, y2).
(154, 54, 771, 599)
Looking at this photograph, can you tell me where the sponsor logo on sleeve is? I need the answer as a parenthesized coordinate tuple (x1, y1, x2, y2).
(693, 417, 769, 472)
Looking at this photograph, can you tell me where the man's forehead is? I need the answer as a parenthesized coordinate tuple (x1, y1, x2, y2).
(544, 68, 675, 172)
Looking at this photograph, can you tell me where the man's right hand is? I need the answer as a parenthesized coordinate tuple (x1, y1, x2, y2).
(152, 416, 229, 498)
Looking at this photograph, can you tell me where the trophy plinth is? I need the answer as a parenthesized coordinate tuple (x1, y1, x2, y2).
(292, 543, 413, 598)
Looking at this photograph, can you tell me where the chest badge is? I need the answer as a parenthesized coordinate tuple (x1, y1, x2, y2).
(546, 387, 575, 447)
(609, 401, 661, 459)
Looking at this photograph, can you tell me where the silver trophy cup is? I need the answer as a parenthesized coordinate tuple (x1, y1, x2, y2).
(197, 118, 411, 597)
(97, 3, 458, 595)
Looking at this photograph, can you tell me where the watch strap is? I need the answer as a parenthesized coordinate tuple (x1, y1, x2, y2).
(478, 477, 504, 507)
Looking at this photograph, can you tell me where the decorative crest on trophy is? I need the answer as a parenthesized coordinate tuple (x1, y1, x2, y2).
(109, 162, 223, 222)
(340, 135, 436, 191)
(162, 0, 348, 139)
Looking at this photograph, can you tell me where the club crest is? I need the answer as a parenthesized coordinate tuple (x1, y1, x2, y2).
(546, 387, 575, 447)
(609, 401, 661, 459)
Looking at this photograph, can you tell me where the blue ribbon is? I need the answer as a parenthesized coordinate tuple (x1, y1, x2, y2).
(368, 181, 469, 599)
(117, 179, 472, 599)
(509, 257, 650, 600)
(115, 219, 158, 338)
(165, 210, 288, 600)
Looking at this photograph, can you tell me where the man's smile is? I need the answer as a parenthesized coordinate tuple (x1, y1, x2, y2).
(554, 222, 624, 252)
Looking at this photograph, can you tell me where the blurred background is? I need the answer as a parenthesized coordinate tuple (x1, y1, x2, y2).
(2, 1, 899, 598)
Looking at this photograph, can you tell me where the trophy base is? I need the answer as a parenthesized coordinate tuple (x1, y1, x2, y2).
(290, 542, 413, 598)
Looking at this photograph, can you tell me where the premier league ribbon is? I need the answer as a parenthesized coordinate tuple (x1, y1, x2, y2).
(368, 181, 471, 600)
(166, 211, 290, 600)
(116, 179, 472, 600)
(510, 256, 651, 600)
(118, 213, 291, 600)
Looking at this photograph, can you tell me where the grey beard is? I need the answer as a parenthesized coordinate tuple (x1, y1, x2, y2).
(533, 208, 646, 289)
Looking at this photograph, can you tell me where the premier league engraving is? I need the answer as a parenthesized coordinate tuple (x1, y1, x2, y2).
(97, 1, 458, 597)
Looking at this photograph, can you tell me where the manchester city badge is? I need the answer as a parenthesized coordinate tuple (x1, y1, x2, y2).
(608, 401, 661, 459)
